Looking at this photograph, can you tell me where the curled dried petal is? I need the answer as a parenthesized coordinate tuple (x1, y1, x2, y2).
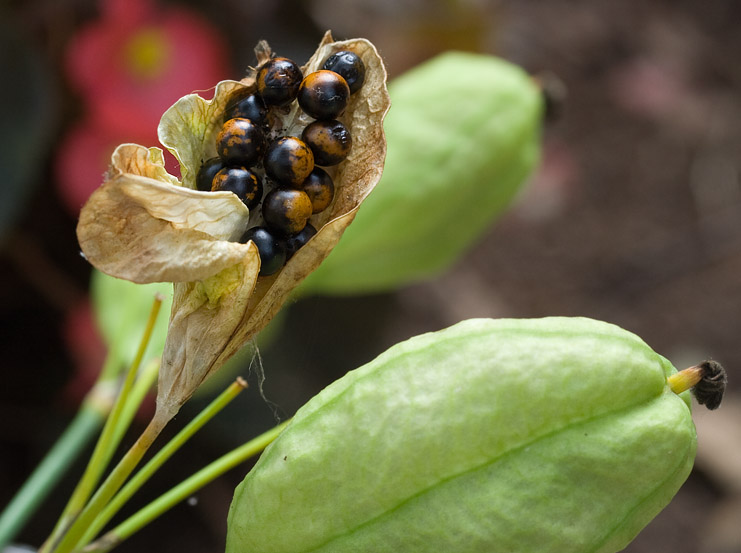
(77, 144, 252, 283)
(157, 250, 260, 419)
(158, 80, 248, 190)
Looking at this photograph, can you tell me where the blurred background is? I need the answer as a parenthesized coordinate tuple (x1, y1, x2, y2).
(1, 0, 739, 552)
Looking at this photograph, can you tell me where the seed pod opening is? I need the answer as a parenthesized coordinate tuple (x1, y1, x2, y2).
(77, 32, 390, 420)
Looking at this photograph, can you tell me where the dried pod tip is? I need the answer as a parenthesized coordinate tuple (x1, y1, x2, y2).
(531, 70, 566, 123)
(667, 360, 727, 410)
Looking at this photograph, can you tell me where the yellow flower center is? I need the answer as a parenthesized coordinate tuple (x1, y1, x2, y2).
(124, 28, 170, 81)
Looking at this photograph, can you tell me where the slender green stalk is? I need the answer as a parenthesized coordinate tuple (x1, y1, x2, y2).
(78, 379, 248, 547)
(111, 358, 161, 449)
(42, 296, 163, 553)
(82, 420, 290, 553)
(50, 414, 168, 553)
(0, 404, 104, 550)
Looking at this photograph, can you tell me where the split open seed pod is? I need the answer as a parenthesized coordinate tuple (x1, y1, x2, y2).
(76, 32, 390, 421)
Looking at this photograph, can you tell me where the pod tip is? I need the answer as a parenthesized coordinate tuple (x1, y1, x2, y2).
(668, 360, 727, 410)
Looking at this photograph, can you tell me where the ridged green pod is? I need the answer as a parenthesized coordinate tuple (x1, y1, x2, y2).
(300, 52, 542, 295)
(226, 317, 696, 553)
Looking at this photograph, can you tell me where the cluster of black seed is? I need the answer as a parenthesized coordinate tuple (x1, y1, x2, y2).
(196, 50, 366, 276)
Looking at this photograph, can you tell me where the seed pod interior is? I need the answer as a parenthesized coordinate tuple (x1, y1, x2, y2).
(75, 33, 388, 418)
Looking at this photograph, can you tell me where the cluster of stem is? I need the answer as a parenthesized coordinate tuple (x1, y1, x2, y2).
(0, 294, 287, 553)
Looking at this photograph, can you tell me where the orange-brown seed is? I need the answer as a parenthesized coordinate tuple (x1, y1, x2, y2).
(257, 57, 303, 106)
(211, 166, 262, 210)
(297, 70, 350, 120)
(302, 167, 334, 213)
(262, 188, 313, 235)
(301, 119, 352, 166)
(217, 118, 264, 166)
(264, 137, 315, 188)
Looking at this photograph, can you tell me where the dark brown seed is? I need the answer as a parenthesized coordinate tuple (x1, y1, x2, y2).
(297, 70, 350, 120)
(301, 119, 352, 166)
(257, 57, 303, 106)
(223, 89, 268, 126)
(217, 118, 264, 166)
(211, 167, 263, 211)
(302, 167, 334, 213)
(322, 50, 366, 94)
(262, 188, 313, 235)
(284, 223, 317, 259)
(240, 226, 286, 276)
(196, 158, 225, 192)
(264, 137, 315, 188)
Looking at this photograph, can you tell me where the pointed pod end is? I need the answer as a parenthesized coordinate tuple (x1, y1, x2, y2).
(668, 360, 727, 410)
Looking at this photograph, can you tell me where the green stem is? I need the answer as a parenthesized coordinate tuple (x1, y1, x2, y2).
(78, 379, 247, 547)
(0, 404, 104, 550)
(82, 420, 290, 553)
(42, 296, 163, 553)
(50, 414, 168, 553)
(111, 358, 160, 449)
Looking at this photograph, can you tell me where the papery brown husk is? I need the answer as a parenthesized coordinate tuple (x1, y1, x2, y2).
(77, 32, 389, 421)
(77, 145, 255, 283)
(157, 32, 390, 419)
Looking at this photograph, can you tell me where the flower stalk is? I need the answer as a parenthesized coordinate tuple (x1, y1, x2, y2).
(41, 295, 163, 553)
(78, 378, 248, 548)
(82, 420, 289, 553)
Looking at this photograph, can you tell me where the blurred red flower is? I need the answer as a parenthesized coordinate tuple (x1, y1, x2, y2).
(56, 0, 230, 213)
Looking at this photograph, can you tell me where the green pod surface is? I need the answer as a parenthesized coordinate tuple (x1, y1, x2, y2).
(226, 317, 696, 553)
(299, 52, 542, 295)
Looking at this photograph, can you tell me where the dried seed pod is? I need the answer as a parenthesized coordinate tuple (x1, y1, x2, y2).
(227, 317, 698, 553)
(77, 32, 390, 420)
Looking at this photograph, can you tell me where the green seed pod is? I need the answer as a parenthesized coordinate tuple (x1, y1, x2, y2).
(226, 317, 696, 553)
(300, 52, 543, 295)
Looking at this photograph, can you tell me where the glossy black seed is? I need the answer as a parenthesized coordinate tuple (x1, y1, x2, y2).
(223, 89, 268, 126)
(284, 223, 317, 259)
(301, 119, 352, 166)
(217, 118, 264, 166)
(302, 167, 334, 213)
(297, 70, 350, 120)
(322, 50, 365, 94)
(196, 158, 225, 192)
(264, 137, 314, 188)
(240, 227, 286, 276)
(211, 167, 263, 210)
(257, 57, 303, 106)
(262, 188, 313, 235)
